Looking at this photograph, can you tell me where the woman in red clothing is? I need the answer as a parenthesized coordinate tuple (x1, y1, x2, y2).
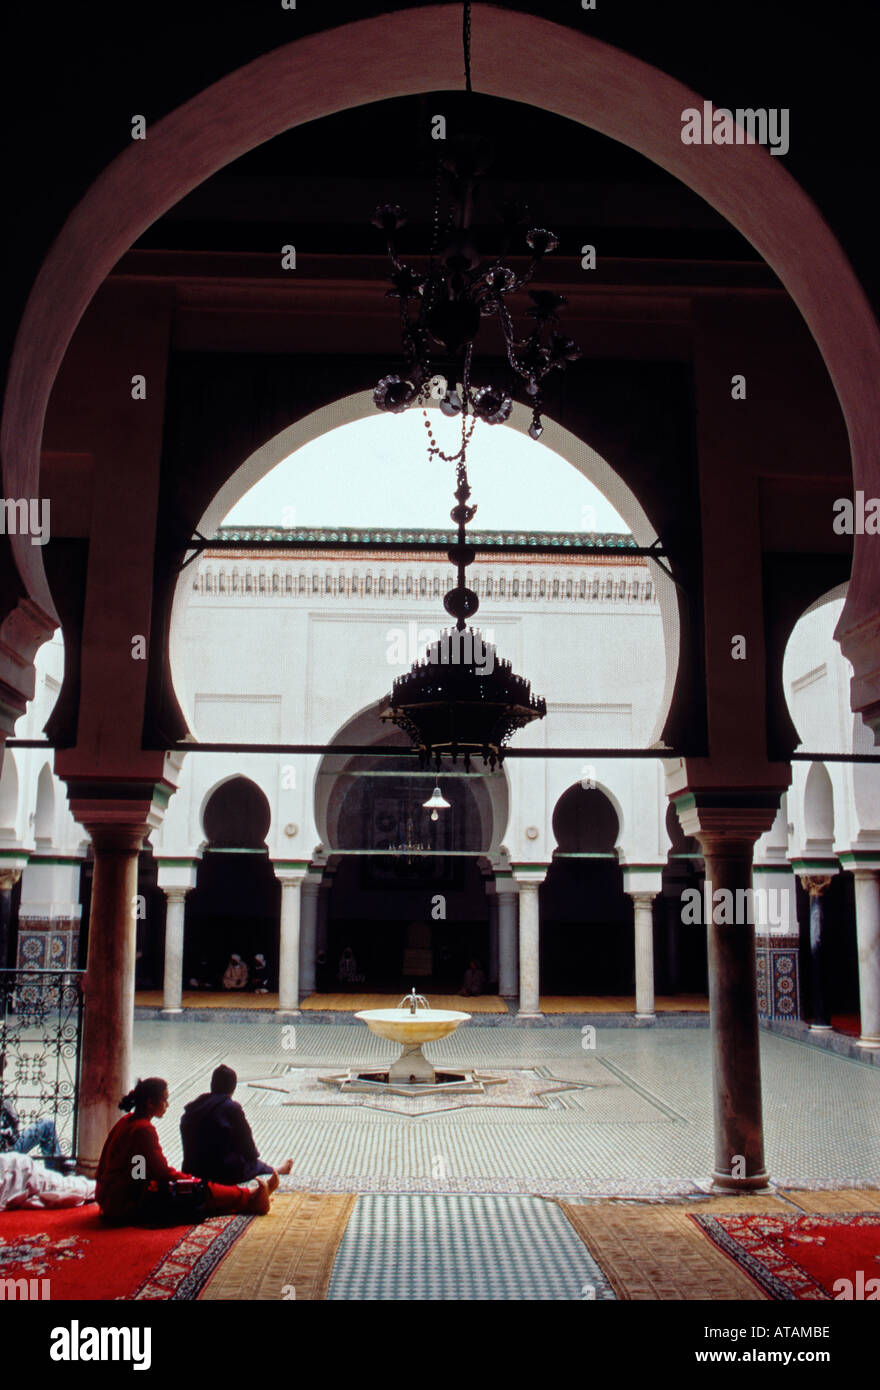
(96, 1077, 274, 1225)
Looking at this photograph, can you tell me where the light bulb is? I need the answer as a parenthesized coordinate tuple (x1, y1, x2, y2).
(431, 810, 439, 822)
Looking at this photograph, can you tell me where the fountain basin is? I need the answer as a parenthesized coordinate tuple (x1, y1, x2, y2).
(355, 1008, 471, 1044)
(355, 1006, 471, 1084)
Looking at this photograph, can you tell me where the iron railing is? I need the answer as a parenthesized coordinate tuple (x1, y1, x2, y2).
(0, 969, 84, 1163)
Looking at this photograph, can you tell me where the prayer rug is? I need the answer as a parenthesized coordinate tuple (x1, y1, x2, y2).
(199, 1191, 356, 1300)
(690, 1211, 880, 1300)
(0, 1205, 251, 1301)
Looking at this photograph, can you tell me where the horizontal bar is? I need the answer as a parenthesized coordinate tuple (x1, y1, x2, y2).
(6, 741, 880, 763)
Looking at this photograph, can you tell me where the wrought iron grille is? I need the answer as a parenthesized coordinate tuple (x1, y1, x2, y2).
(0, 969, 84, 1163)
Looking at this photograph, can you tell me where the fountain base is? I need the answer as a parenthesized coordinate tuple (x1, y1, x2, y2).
(318, 1067, 507, 1098)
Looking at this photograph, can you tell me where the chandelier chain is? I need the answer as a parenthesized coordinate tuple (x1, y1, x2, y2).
(463, 0, 472, 95)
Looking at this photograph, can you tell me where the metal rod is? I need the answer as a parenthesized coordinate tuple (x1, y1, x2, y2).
(6, 741, 880, 762)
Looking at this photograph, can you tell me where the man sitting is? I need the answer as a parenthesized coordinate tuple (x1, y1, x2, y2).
(180, 1064, 292, 1185)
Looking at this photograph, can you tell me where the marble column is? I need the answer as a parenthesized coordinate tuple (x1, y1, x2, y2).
(513, 867, 547, 1019)
(78, 823, 147, 1175)
(299, 873, 321, 999)
(160, 888, 189, 1014)
(851, 869, 880, 1049)
(799, 874, 833, 1031)
(496, 878, 519, 999)
(275, 866, 307, 1016)
(630, 892, 657, 1019)
(697, 832, 769, 1190)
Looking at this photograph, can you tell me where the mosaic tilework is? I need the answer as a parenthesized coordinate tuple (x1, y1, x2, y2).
(327, 1194, 616, 1300)
(756, 939, 800, 1020)
(135, 1021, 880, 1199)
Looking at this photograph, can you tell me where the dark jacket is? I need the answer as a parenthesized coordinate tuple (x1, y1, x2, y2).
(180, 1092, 272, 1183)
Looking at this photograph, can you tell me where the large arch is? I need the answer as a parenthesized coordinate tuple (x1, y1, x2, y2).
(169, 394, 679, 748)
(3, 4, 878, 727)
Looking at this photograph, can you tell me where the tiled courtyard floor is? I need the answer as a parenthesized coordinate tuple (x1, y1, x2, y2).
(136, 1020, 880, 1200)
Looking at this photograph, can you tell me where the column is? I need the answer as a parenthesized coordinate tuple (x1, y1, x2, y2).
(623, 869, 662, 1021)
(299, 872, 321, 999)
(275, 864, 308, 1016)
(851, 868, 880, 1049)
(799, 874, 833, 1031)
(513, 866, 547, 1019)
(630, 894, 656, 1019)
(495, 875, 519, 1000)
(77, 823, 147, 1175)
(697, 830, 768, 1190)
(157, 860, 199, 1016)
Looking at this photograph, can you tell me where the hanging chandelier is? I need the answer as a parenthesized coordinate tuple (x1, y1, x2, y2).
(378, 1, 550, 772)
(370, 2, 581, 444)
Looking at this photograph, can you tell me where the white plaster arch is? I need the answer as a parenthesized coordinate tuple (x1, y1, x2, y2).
(33, 762, 55, 845)
(803, 762, 835, 848)
(0, 750, 21, 843)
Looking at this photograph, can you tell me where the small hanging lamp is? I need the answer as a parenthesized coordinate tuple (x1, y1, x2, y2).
(423, 785, 451, 821)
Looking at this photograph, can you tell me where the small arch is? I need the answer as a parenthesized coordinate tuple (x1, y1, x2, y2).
(200, 775, 272, 849)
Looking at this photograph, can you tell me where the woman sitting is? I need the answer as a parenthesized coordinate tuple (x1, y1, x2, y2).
(95, 1077, 275, 1226)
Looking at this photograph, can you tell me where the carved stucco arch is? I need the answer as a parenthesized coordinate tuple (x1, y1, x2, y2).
(3, 4, 878, 722)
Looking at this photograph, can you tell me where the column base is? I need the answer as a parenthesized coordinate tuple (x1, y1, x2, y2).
(76, 1159, 98, 1179)
(159, 1008, 184, 1018)
(275, 1008, 301, 1019)
(808, 1023, 833, 1032)
(516, 1010, 543, 1020)
(856, 1036, 880, 1050)
(711, 1169, 771, 1192)
(635, 1012, 656, 1021)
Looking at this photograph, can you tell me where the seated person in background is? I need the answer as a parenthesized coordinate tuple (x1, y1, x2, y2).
(180, 1065, 293, 1185)
(337, 945, 362, 985)
(96, 1077, 275, 1226)
(0, 1055, 71, 1173)
(251, 953, 269, 993)
(460, 958, 486, 997)
(222, 953, 248, 990)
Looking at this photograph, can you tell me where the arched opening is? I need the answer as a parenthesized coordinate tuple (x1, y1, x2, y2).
(541, 784, 634, 997)
(33, 763, 55, 847)
(659, 802, 707, 997)
(183, 776, 280, 993)
(316, 702, 501, 995)
(0, 753, 19, 841)
(784, 588, 860, 1035)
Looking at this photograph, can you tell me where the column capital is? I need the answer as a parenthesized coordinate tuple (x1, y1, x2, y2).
(0, 850, 29, 887)
(81, 822, 150, 856)
(622, 864, 664, 898)
(511, 864, 548, 887)
(673, 790, 782, 852)
(273, 859, 309, 886)
(839, 851, 880, 876)
(493, 872, 519, 897)
(799, 874, 834, 897)
(157, 857, 199, 893)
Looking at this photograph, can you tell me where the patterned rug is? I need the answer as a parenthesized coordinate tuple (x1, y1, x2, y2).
(690, 1211, 880, 1300)
(0, 1206, 250, 1300)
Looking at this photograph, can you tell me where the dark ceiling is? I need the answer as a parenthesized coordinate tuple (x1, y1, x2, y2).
(4, 0, 878, 379)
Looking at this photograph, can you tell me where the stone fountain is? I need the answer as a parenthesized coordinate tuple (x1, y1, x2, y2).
(318, 989, 506, 1097)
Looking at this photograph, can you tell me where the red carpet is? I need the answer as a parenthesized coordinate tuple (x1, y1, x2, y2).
(0, 1203, 252, 1300)
(831, 1014, 861, 1039)
(691, 1212, 880, 1300)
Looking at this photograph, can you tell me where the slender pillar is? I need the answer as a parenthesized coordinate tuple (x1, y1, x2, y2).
(160, 888, 190, 1014)
(275, 866, 307, 1016)
(698, 832, 768, 1190)
(299, 874, 321, 999)
(78, 823, 147, 1175)
(799, 875, 833, 1031)
(629, 892, 657, 1019)
(514, 867, 546, 1019)
(496, 878, 519, 999)
(851, 869, 880, 1049)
